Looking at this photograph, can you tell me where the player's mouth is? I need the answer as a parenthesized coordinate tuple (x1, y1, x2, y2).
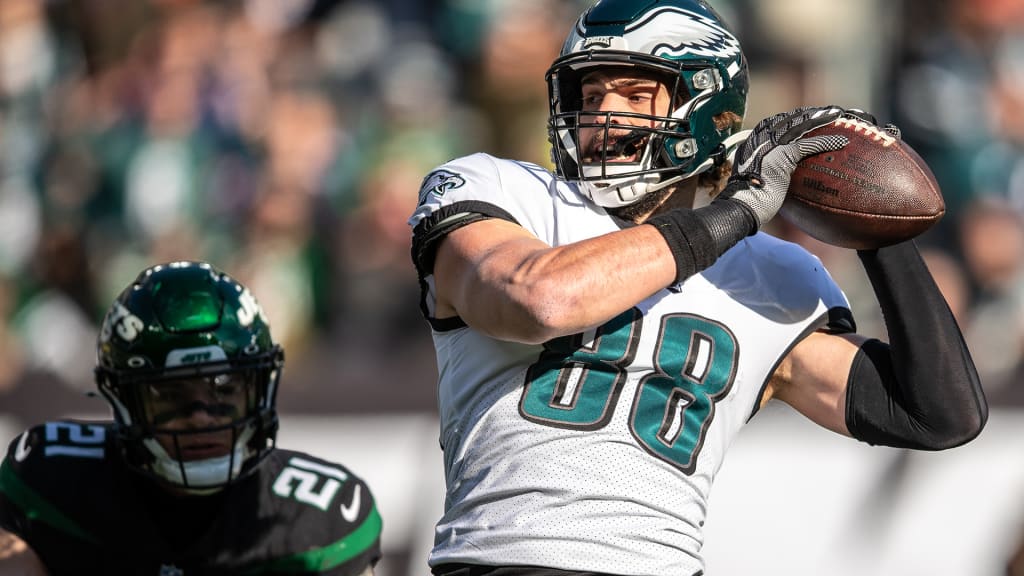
(583, 133, 649, 163)
(176, 440, 231, 460)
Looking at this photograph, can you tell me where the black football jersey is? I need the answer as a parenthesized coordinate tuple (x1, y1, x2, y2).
(0, 420, 382, 575)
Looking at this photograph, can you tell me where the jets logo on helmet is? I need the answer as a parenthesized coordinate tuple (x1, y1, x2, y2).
(166, 345, 229, 367)
(100, 301, 145, 343)
(237, 288, 264, 327)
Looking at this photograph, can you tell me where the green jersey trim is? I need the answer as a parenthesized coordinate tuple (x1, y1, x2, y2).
(0, 458, 99, 545)
(243, 502, 382, 574)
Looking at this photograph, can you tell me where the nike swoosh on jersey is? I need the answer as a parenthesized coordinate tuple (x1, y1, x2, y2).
(14, 431, 31, 462)
(340, 483, 362, 522)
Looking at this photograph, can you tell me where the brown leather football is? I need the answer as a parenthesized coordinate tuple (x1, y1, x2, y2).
(780, 116, 945, 250)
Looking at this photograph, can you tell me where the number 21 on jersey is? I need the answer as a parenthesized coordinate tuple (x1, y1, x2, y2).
(519, 308, 738, 474)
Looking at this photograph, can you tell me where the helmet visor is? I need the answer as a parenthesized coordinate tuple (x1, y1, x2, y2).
(140, 370, 262, 461)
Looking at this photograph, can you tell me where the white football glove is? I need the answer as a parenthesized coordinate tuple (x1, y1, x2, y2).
(719, 105, 851, 229)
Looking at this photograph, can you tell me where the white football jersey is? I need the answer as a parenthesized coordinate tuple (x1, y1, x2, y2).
(409, 153, 852, 576)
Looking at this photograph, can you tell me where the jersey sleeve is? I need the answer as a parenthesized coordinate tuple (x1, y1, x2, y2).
(409, 153, 555, 278)
(238, 450, 383, 576)
(771, 235, 853, 331)
(711, 233, 855, 332)
(0, 421, 112, 571)
(408, 153, 565, 329)
(0, 430, 32, 534)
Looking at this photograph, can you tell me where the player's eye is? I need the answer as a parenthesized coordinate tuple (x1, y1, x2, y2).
(212, 374, 241, 397)
(148, 383, 184, 401)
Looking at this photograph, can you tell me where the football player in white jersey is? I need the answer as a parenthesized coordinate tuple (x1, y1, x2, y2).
(408, 1, 987, 575)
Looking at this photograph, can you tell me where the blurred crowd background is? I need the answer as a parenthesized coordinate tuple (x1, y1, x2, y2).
(1, 0, 1023, 574)
(2, 0, 1023, 417)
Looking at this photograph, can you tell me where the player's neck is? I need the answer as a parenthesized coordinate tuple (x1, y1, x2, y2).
(634, 179, 700, 223)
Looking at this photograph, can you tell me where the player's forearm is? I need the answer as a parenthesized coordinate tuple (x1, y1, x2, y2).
(646, 199, 757, 285)
(0, 529, 48, 576)
(454, 224, 677, 344)
(844, 241, 987, 450)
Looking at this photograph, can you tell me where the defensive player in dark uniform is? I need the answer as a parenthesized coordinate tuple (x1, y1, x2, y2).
(0, 261, 382, 576)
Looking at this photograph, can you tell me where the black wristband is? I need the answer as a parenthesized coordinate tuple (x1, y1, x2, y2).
(646, 199, 757, 284)
(702, 198, 759, 250)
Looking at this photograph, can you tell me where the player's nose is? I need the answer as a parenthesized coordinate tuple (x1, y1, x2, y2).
(183, 407, 218, 426)
(597, 93, 629, 116)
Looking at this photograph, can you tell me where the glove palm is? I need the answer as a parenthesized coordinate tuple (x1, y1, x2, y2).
(720, 106, 851, 229)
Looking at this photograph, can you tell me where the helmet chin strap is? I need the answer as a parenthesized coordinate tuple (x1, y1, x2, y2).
(581, 170, 660, 207)
(142, 425, 256, 494)
(580, 163, 694, 208)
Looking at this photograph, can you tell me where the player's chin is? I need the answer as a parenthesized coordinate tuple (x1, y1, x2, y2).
(158, 432, 233, 461)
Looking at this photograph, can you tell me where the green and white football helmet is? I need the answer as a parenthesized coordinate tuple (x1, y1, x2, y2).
(547, 0, 749, 207)
(95, 261, 283, 493)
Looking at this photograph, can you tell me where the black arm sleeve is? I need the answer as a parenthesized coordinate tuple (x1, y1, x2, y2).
(845, 241, 988, 450)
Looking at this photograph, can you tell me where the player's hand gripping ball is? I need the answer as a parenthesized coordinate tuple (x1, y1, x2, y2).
(780, 113, 945, 250)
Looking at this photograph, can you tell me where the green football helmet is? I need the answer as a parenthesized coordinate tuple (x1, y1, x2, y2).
(546, 0, 749, 207)
(95, 261, 283, 493)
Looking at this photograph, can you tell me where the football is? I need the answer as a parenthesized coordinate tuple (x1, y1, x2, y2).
(779, 116, 945, 250)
